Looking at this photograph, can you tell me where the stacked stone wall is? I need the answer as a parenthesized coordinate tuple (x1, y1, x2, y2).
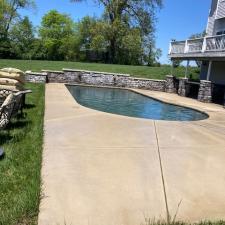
(25, 68, 224, 106)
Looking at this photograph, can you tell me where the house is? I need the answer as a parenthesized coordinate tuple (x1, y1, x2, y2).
(168, 0, 225, 104)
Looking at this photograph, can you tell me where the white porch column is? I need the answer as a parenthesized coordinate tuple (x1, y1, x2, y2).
(185, 60, 190, 78)
(207, 61, 212, 81)
(169, 42, 172, 54)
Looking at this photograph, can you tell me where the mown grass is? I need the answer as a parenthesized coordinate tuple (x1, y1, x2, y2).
(0, 59, 200, 80)
(0, 83, 45, 225)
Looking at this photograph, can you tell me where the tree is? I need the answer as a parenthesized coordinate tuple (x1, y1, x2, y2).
(78, 16, 97, 51)
(10, 16, 35, 59)
(59, 35, 81, 61)
(145, 46, 162, 66)
(29, 38, 47, 60)
(0, 0, 35, 58)
(189, 30, 206, 40)
(0, 0, 34, 38)
(39, 10, 77, 60)
(71, 0, 162, 63)
(78, 16, 145, 64)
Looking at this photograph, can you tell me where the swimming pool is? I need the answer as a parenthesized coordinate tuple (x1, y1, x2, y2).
(67, 85, 208, 121)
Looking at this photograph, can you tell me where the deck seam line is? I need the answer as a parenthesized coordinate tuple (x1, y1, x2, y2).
(153, 121, 170, 223)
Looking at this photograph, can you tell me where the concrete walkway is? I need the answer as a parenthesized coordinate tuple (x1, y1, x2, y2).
(39, 84, 225, 225)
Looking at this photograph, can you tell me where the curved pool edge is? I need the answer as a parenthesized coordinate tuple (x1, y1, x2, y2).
(129, 88, 210, 120)
(65, 83, 212, 122)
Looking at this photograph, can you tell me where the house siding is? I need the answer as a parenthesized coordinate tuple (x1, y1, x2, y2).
(207, 16, 215, 35)
(216, 0, 225, 19)
(207, 0, 218, 35)
(210, 61, 225, 85)
(206, 0, 225, 35)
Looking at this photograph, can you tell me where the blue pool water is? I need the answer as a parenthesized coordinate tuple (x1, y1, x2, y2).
(67, 85, 208, 121)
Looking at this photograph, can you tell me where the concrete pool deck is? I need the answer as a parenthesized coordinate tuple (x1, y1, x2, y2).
(39, 83, 225, 225)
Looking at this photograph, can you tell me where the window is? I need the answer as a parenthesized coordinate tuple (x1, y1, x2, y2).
(216, 30, 225, 35)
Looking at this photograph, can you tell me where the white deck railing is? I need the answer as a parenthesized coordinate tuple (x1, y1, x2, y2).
(169, 34, 225, 54)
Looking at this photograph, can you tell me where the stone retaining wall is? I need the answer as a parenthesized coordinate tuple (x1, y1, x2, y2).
(25, 68, 224, 106)
(25, 71, 47, 83)
(26, 69, 168, 92)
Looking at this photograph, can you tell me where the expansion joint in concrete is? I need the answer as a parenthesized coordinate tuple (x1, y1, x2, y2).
(153, 121, 170, 223)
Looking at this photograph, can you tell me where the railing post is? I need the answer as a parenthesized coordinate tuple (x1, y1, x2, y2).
(202, 37, 207, 52)
(169, 42, 172, 54)
(184, 40, 189, 53)
(220, 36, 223, 50)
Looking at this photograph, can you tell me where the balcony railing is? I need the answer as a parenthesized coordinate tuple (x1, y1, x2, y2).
(169, 34, 225, 55)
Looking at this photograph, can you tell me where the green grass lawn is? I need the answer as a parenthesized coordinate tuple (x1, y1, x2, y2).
(0, 83, 45, 225)
(0, 59, 200, 80)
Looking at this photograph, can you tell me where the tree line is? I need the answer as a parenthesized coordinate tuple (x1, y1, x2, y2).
(0, 0, 162, 66)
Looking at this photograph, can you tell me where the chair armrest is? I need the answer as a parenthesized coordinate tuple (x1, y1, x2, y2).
(21, 89, 32, 94)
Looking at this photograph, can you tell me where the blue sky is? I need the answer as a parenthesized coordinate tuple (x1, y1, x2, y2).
(19, 0, 212, 63)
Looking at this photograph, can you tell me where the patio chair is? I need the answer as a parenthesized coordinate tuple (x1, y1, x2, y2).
(20, 89, 32, 108)
(0, 94, 16, 159)
(0, 88, 32, 111)
(12, 91, 24, 117)
(0, 89, 15, 105)
(0, 94, 15, 130)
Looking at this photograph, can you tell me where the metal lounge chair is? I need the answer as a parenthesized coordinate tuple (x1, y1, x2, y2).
(0, 89, 15, 105)
(0, 88, 32, 111)
(0, 94, 15, 158)
(0, 94, 15, 130)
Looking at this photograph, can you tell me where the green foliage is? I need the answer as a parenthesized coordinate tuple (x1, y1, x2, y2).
(29, 39, 47, 60)
(9, 16, 35, 59)
(189, 30, 206, 39)
(0, 38, 13, 58)
(39, 10, 78, 60)
(89, 20, 108, 51)
(78, 16, 150, 65)
(0, 0, 35, 58)
(172, 59, 181, 68)
(0, 83, 44, 225)
(142, 34, 162, 66)
(78, 16, 98, 50)
(40, 10, 74, 39)
(0, 0, 163, 65)
(119, 28, 143, 65)
(72, 0, 163, 64)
